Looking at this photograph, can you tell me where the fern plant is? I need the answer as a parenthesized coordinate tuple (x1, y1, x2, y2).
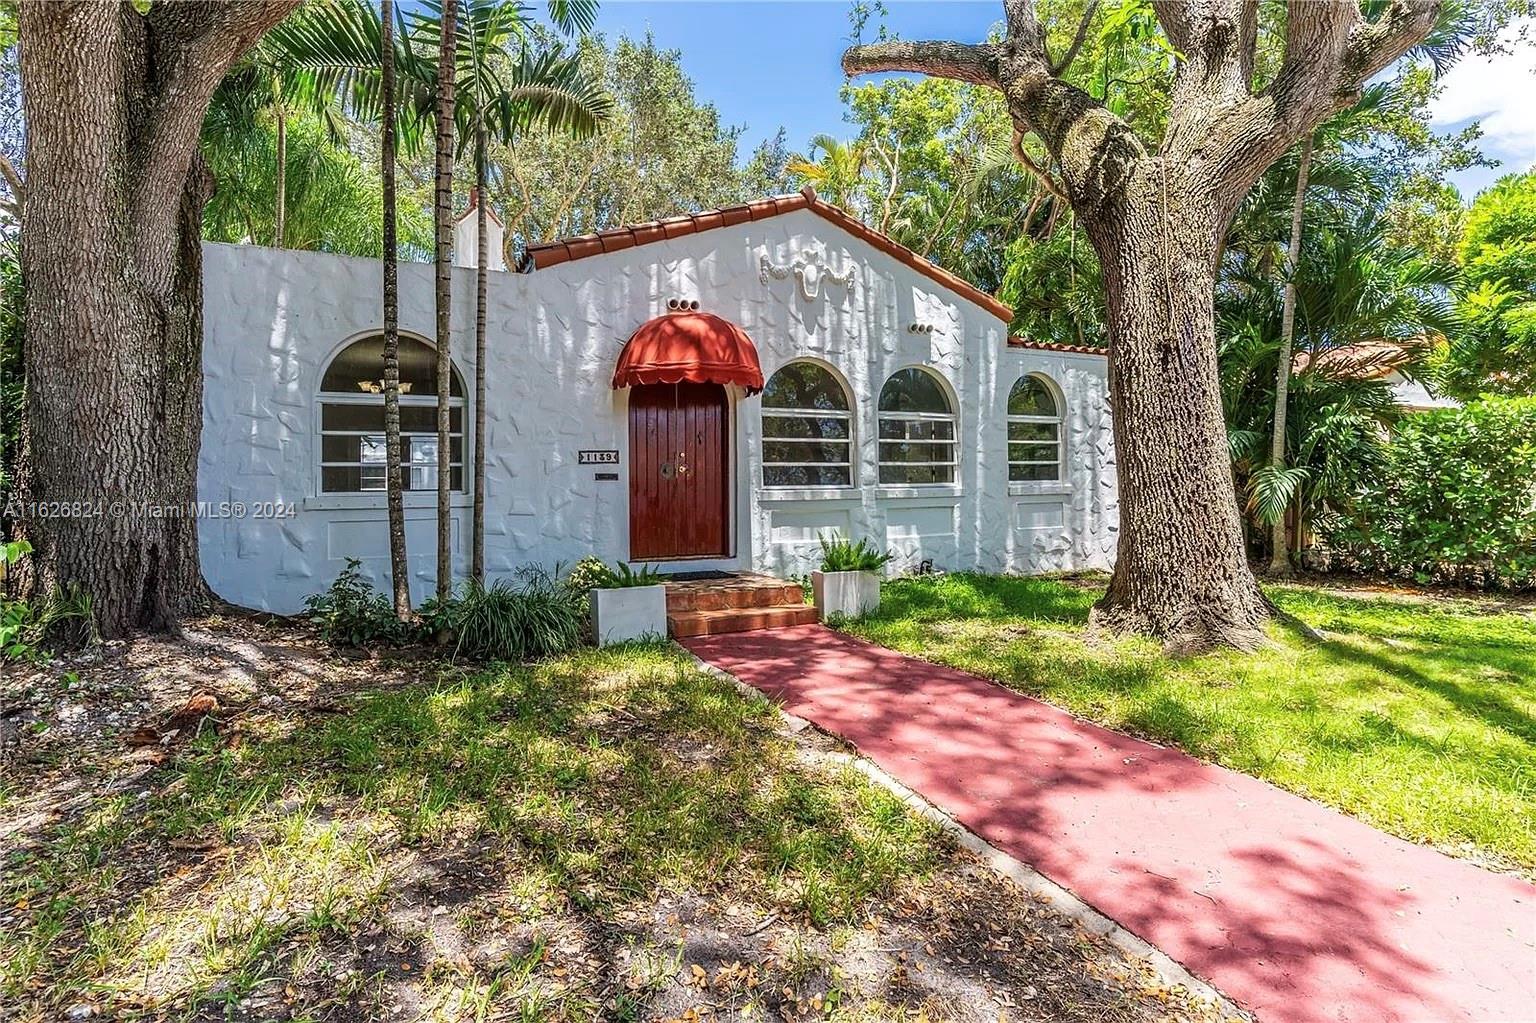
(817, 534, 894, 573)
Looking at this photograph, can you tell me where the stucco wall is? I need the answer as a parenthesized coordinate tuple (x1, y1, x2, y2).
(199, 209, 1118, 613)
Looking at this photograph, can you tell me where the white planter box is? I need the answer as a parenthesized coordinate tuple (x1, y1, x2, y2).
(812, 570, 881, 621)
(590, 584, 668, 646)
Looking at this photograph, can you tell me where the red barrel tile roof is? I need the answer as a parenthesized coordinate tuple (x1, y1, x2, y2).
(1007, 337, 1108, 357)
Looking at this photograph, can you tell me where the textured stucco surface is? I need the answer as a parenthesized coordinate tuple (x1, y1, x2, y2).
(199, 210, 1118, 613)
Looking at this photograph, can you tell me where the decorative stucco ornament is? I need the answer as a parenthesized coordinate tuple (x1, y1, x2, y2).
(759, 253, 857, 301)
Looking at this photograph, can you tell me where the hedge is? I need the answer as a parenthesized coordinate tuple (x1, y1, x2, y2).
(1318, 395, 1536, 590)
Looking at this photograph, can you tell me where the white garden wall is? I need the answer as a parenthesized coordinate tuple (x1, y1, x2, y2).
(199, 206, 1118, 614)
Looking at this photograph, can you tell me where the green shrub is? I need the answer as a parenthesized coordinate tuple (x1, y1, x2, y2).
(1319, 396, 1536, 589)
(0, 541, 96, 661)
(817, 534, 894, 573)
(567, 557, 662, 589)
(564, 555, 615, 593)
(446, 566, 585, 661)
(303, 558, 413, 647)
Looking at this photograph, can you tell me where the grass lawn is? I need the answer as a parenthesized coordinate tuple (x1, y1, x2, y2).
(841, 574, 1536, 876)
(0, 621, 1237, 1022)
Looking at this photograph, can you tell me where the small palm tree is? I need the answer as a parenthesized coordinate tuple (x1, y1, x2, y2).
(417, 0, 605, 583)
(268, 0, 608, 598)
(381, 0, 410, 618)
(788, 134, 872, 212)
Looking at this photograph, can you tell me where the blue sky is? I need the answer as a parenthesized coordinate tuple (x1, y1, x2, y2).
(589, 1, 1535, 198)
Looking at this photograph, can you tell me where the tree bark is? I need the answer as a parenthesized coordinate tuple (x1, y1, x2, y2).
(1268, 134, 1313, 576)
(381, 0, 410, 618)
(16, 0, 298, 638)
(1080, 160, 1273, 649)
(472, 121, 488, 585)
(433, 0, 456, 602)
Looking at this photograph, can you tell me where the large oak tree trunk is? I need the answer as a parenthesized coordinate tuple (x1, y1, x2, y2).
(1082, 162, 1271, 648)
(15, 1, 297, 637)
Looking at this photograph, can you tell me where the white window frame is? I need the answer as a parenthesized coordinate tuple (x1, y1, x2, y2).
(760, 361, 856, 490)
(877, 368, 958, 487)
(1007, 373, 1063, 484)
(316, 336, 468, 497)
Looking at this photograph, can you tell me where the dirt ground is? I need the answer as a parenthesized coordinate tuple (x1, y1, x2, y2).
(1, 613, 1246, 1023)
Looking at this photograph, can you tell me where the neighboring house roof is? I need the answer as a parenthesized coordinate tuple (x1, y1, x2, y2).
(1292, 339, 1422, 379)
(1292, 338, 1458, 411)
(1008, 338, 1107, 357)
(520, 185, 1014, 324)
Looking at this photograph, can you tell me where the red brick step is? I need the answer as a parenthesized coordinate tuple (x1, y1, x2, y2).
(667, 603, 818, 638)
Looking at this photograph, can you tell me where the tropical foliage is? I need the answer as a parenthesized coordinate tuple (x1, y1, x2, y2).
(1436, 171, 1536, 398)
(1218, 211, 1459, 549)
(202, 111, 429, 255)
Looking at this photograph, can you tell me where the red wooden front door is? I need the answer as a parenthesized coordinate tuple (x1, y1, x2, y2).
(628, 383, 730, 560)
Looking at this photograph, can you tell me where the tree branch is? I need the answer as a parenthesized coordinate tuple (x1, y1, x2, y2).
(1011, 127, 1067, 201)
(1344, 0, 1443, 81)
(841, 39, 1000, 87)
(133, 1, 303, 288)
(1202, 0, 1441, 213)
(0, 153, 22, 213)
(1050, 0, 1101, 75)
(1002, 0, 1049, 52)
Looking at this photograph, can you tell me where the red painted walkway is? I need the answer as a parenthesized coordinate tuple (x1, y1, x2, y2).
(684, 625, 1536, 1023)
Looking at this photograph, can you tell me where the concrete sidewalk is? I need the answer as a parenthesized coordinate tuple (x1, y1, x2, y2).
(684, 624, 1536, 1023)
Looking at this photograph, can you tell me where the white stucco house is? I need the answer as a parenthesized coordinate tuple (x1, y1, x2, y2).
(198, 186, 1119, 615)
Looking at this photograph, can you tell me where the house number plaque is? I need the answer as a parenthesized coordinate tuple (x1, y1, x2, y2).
(578, 449, 619, 465)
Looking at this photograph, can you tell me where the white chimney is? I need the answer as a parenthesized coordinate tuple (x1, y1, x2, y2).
(453, 188, 508, 272)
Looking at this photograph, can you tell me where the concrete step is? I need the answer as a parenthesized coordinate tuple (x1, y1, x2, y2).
(664, 574, 806, 613)
(667, 603, 819, 638)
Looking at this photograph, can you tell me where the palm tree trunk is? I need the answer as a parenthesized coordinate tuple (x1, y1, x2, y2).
(433, 0, 457, 602)
(273, 99, 287, 247)
(1268, 134, 1313, 576)
(472, 118, 488, 584)
(381, 0, 410, 618)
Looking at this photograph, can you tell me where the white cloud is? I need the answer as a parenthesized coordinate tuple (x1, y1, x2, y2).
(1429, 22, 1536, 171)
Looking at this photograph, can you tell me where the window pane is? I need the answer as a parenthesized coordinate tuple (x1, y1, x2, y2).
(762, 414, 850, 440)
(1008, 420, 1059, 443)
(1008, 375, 1058, 417)
(1009, 442, 1059, 462)
(764, 464, 851, 487)
(879, 463, 955, 485)
(879, 441, 954, 464)
(322, 466, 364, 492)
(763, 440, 850, 465)
(321, 335, 462, 397)
(878, 368, 951, 413)
(1010, 462, 1060, 482)
(879, 416, 955, 441)
(762, 362, 850, 411)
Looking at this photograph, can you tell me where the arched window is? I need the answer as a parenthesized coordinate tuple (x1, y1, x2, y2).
(1007, 374, 1062, 482)
(760, 361, 853, 487)
(319, 335, 465, 493)
(878, 367, 956, 485)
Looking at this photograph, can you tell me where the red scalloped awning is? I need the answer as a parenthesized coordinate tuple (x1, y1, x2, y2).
(612, 312, 764, 394)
